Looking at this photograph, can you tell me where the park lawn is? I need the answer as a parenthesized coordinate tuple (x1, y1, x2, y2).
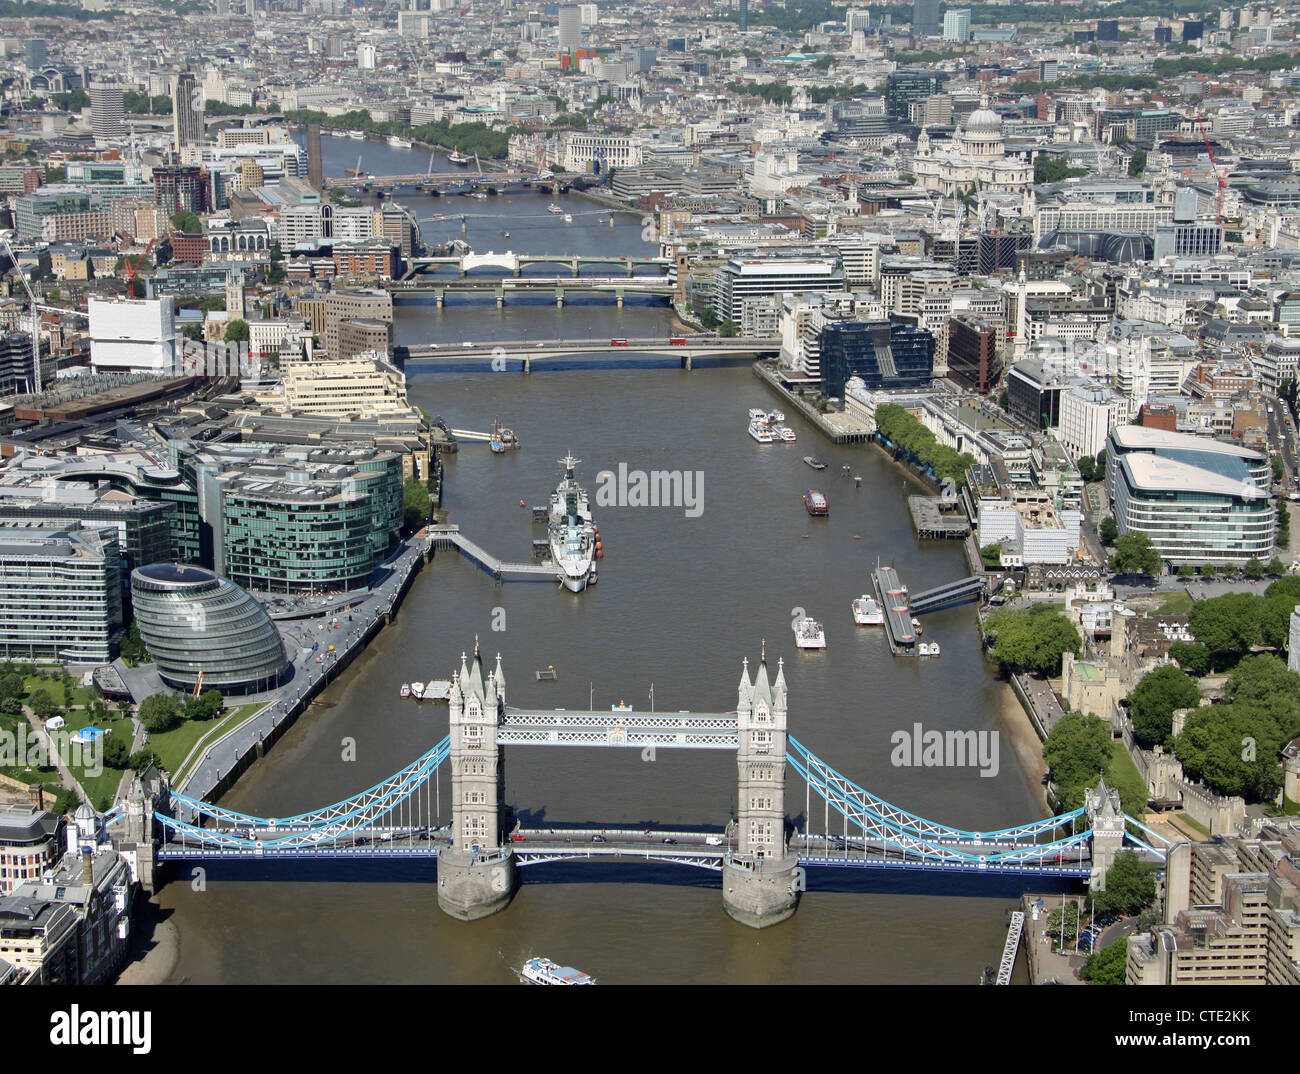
(0, 711, 58, 787)
(1157, 591, 1194, 617)
(1106, 740, 1148, 815)
(22, 674, 96, 711)
(61, 715, 134, 813)
(152, 702, 268, 782)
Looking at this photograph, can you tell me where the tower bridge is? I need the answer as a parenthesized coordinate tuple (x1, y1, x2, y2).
(138, 642, 1173, 929)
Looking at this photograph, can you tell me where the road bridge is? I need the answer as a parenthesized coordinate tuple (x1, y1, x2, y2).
(398, 336, 779, 370)
(131, 641, 1172, 929)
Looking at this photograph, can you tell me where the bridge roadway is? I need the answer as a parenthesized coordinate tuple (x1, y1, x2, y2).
(401, 336, 780, 364)
(157, 824, 1092, 876)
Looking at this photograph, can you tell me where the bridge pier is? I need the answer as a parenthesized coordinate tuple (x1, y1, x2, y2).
(555, 287, 564, 307)
(722, 852, 802, 929)
(437, 848, 517, 922)
(570, 259, 579, 277)
(522, 357, 530, 374)
(495, 286, 504, 308)
(435, 288, 444, 308)
(615, 289, 623, 308)
(683, 354, 692, 371)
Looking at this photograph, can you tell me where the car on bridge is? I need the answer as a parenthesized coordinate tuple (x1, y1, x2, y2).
(591, 834, 606, 842)
(610, 338, 629, 346)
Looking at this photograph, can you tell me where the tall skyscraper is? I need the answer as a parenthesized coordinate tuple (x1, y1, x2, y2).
(558, 4, 582, 51)
(90, 81, 125, 144)
(739, 0, 749, 32)
(24, 39, 47, 70)
(306, 122, 323, 192)
(942, 8, 971, 41)
(172, 71, 204, 150)
(913, 0, 940, 36)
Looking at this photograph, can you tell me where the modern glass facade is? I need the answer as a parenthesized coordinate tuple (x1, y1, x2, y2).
(130, 564, 288, 694)
(0, 526, 122, 664)
(1105, 427, 1277, 564)
(211, 453, 402, 594)
(819, 321, 935, 399)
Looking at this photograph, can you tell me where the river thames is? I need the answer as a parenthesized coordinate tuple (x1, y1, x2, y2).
(143, 140, 1056, 984)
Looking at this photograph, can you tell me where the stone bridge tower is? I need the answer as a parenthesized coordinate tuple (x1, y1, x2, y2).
(1085, 777, 1125, 891)
(437, 642, 517, 920)
(723, 648, 801, 928)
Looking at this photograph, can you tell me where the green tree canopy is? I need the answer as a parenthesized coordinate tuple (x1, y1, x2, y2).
(1109, 532, 1162, 578)
(983, 604, 1082, 676)
(1094, 849, 1159, 918)
(138, 694, 182, 734)
(224, 318, 250, 344)
(1168, 640, 1210, 677)
(403, 478, 431, 532)
(1188, 592, 1262, 668)
(171, 209, 201, 235)
(1080, 938, 1127, 985)
(1099, 516, 1119, 545)
(101, 734, 129, 769)
(184, 689, 225, 721)
(1174, 701, 1292, 801)
(1127, 664, 1201, 749)
(1043, 712, 1113, 801)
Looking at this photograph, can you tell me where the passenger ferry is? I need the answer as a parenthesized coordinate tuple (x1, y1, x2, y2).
(748, 420, 775, 443)
(775, 425, 797, 442)
(804, 489, 828, 516)
(793, 617, 827, 649)
(448, 150, 471, 165)
(520, 957, 595, 985)
(345, 130, 365, 140)
(547, 203, 564, 215)
(387, 135, 413, 149)
(852, 595, 884, 626)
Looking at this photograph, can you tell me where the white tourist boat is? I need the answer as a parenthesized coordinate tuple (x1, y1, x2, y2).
(793, 617, 826, 649)
(852, 595, 884, 626)
(918, 642, 941, 657)
(748, 419, 775, 443)
(547, 203, 564, 214)
(387, 135, 413, 149)
(410, 681, 425, 696)
(400, 683, 411, 698)
(520, 957, 595, 985)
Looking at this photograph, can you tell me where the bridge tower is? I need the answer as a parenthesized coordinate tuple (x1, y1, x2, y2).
(1084, 777, 1125, 891)
(723, 648, 801, 928)
(437, 642, 517, 921)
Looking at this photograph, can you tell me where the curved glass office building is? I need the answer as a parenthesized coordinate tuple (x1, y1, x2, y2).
(130, 564, 289, 694)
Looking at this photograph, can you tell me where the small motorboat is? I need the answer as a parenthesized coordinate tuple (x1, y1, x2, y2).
(804, 457, 828, 469)
(411, 682, 425, 696)
(519, 499, 527, 507)
(911, 618, 923, 636)
(400, 683, 411, 698)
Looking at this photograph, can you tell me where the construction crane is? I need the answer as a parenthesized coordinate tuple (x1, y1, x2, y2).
(0, 236, 87, 395)
(1197, 118, 1227, 227)
(122, 237, 156, 298)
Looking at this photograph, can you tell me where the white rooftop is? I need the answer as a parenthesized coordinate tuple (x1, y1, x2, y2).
(1110, 425, 1263, 461)
(1122, 454, 1269, 500)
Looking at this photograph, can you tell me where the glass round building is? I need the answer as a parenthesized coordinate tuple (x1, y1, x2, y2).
(130, 564, 289, 694)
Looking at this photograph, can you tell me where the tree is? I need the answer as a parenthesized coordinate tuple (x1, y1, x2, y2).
(1188, 592, 1262, 669)
(996, 390, 1010, 410)
(224, 318, 249, 344)
(983, 604, 1082, 676)
(1267, 557, 1287, 577)
(1168, 640, 1211, 677)
(1094, 449, 1106, 481)
(1099, 516, 1119, 545)
(1094, 850, 1158, 917)
(1225, 653, 1300, 705)
(1127, 664, 1201, 749)
(184, 689, 225, 721)
(980, 543, 1002, 569)
(129, 747, 162, 773)
(101, 735, 129, 770)
(1035, 154, 1088, 184)
(170, 209, 201, 235)
(718, 319, 739, 338)
(120, 620, 147, 663)
(1046, 900, 1083, 945)
(1175, 702, 1290, 801)
(1077, 456, 1096, 483)
(1080, 938, 1127, 985)
(1109, 532, 1162, 578)
(138, 694, 182, 734)
(1176, 564, 1195, 579)
(1043, 712, 1113, 802)
(1200, 563, 1217, 579)
(1244, 557, 1265, 581)
(28, 689, 57, 720)
(1128, 148, 1147, 176)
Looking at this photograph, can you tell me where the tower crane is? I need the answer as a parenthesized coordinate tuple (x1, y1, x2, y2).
(1197, 118, 1227, 227)
(122, 237, 156, 298)
(0, 237, 88, 395)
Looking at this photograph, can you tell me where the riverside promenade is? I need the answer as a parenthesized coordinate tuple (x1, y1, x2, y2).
(173, 532, 433, 809)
